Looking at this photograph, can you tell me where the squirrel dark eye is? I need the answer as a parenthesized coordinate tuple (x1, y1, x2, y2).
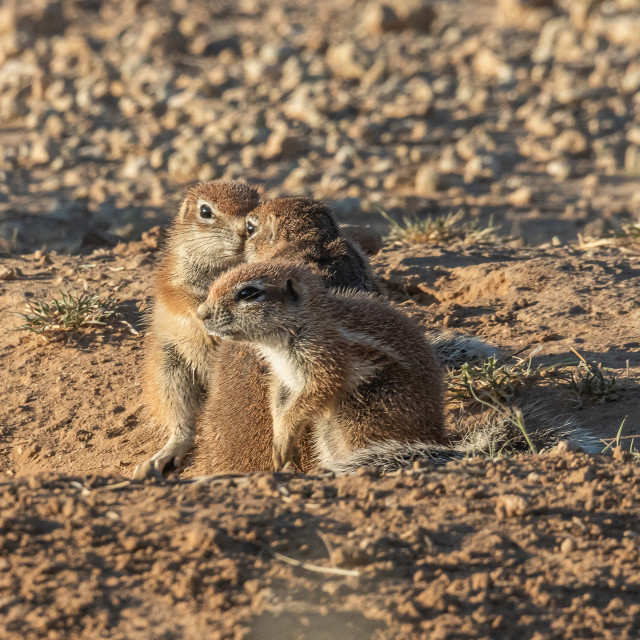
(236, 286, 264, 302)
(247, 220, 257, 236)
(200, 204, 213, 219)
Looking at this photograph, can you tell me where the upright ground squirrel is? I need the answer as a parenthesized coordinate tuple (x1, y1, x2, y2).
(134, 180, 259, 479)
(194, 197, 381, 473)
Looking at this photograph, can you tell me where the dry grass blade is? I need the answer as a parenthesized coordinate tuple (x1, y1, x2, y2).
(271, 550, 360, 578)
(316, 529, 337, 568)
(576, 219, 640, 254)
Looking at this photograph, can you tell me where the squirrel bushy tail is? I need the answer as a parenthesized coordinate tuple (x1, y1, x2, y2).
(426, 330, 499, 368)
(325, 403, 599, 475)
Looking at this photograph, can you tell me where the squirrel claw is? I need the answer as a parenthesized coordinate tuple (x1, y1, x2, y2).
(132, 458, 164, 481)
(272, 437, 299, 471)
(272, 442, 289, 471)
(272, 445, 285, 471)
(132, 443, 189, 480)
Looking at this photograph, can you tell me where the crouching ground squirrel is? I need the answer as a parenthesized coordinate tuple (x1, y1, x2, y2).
(133, 180, 259, 480)
(197, 260, 445, 473)
(194, 197, 381, 473)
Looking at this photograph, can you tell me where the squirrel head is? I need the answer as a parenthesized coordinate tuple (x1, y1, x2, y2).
(177, 180, 259, 226)
(197, 260, 321, 342)
(244, 197, 340, 262)
(169, 180, 260, 276)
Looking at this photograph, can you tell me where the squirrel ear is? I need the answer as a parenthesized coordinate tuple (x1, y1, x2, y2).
(286, 278, 300, 302)
(267, 216, 276, 243)
(178, 198, 189, 222)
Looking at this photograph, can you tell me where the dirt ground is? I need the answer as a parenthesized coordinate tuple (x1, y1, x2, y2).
(2, 0, 640, 637)
(1, 236, 639, 639)
(0, 239, 639, 479)
(0, 450, 638, 640)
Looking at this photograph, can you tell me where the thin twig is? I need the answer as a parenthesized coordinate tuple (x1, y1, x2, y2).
(496, 344, 533, 365)
(271, 551, 360, 577)
(190, 472, 251, 484)
(569, 347, 588, 365)
(95, 480, 135, 492)
(316, 529, 336, 568)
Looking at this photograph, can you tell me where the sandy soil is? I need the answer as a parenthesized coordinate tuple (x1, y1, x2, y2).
(1, 451, 640, 639)
(1, 235, 639, 638)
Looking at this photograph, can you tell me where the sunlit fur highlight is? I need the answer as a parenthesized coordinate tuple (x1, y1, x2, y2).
(136, 180, 259, 478)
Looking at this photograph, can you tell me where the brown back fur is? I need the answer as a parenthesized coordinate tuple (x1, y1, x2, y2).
(245, 197, 380, 293)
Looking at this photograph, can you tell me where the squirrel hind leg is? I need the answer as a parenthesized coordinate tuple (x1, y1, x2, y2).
(135, 341, 204, 480)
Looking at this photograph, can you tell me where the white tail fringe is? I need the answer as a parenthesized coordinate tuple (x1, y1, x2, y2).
(326, 403, 599, 475)
(427, 330, 498, 368)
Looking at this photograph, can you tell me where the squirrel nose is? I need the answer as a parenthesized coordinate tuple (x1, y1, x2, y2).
(196, 303, 211, 321)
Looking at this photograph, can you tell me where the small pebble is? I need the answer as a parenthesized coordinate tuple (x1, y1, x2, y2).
(560, 538, 576, 554)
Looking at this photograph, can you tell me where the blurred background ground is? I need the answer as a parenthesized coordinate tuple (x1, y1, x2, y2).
(1, 0, 640, 253)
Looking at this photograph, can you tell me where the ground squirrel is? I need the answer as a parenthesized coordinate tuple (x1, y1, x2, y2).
(197, 260, 445, 472)
(244, 196, 380, 292)
(194, 197, 381, 473)
(134, 180, 259, 479)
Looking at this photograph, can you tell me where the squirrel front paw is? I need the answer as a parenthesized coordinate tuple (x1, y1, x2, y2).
(132, 438, 192, 480)
(272, 435, 300, 471)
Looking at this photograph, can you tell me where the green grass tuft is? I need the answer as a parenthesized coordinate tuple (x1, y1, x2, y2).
(565, 348, 618, 407)
(446, 355, 541, 454)
(380, 209, 501, 246)
(601, 418, 640, 460)
(18, 289, 118, 338)
(446, 355, 538, 409)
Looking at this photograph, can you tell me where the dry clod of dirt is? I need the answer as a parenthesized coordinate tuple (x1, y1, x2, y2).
(0, 266, 18, 280)
(495, 493, 529, 518)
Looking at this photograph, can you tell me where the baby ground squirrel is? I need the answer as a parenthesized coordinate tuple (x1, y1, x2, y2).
(197, 260, 445, 472)
(134, 180, 259, 479)
(194, 197, 381, 473)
